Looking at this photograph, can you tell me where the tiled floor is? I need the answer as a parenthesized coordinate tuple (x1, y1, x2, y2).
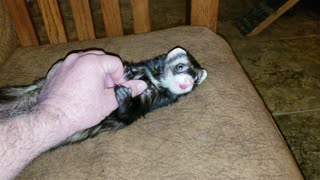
(218, 4, 320, 180)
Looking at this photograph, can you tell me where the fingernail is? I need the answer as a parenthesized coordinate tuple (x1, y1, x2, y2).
(137, 81, 147, 93)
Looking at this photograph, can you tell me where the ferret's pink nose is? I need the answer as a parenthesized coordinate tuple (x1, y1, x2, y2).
(179, 83, 190, 89)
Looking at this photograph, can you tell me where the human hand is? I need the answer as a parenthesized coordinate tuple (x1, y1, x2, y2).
(38, 50, 147, 134)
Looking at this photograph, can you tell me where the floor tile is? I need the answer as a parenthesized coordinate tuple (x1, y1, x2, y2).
(219, 22, 320, 114)
(274, 111, 320, 180)
(236, 37, 320, 113)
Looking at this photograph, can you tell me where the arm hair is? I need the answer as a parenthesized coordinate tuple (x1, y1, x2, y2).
(0, 106, 70, 179)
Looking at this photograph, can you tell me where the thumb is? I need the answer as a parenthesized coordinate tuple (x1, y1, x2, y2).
(121, 80, 147, 97)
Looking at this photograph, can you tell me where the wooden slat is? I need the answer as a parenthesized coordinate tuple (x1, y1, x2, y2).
(37, 0, 67, 44)
(5, 0, 39, 46)
(70, 0, 96, 40)
(100, 0, 123, 37)
(191, 0, 219, 32)
(247, 0, 300, 36)
(131, 0, 151, 34)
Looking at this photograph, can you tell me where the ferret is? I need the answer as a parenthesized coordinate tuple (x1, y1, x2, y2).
(0, 47, 207, 147)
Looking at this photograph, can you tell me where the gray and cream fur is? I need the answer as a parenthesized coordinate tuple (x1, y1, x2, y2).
(0, 47, 207, 147)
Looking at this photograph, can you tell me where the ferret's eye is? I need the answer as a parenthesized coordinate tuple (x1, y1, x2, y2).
(175, 63, 188, 72)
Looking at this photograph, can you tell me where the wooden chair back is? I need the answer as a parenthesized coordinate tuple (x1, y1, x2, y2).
(5, 0, 218, 47)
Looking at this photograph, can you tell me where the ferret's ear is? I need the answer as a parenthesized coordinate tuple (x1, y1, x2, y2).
(167, 47, 187, 60)
(196, 69, 208, 84)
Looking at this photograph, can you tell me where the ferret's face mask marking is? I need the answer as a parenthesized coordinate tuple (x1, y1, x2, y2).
(160, 48, 207, 95)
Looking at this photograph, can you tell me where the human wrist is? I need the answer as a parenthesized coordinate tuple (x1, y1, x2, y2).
(35, 103, 78, 141)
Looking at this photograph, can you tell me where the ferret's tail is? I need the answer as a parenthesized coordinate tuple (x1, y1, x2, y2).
(0, 79, 45, 118)
(56, 115, 125, 148)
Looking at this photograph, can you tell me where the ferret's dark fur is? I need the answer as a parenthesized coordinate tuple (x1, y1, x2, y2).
(0, 47, 207, 147)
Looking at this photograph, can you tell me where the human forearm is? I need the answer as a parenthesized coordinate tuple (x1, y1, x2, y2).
(0, 51, 147, 179)
(0, 106, 70, 179)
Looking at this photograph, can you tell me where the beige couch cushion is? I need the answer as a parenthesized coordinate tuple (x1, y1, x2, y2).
(0, 26, 302, 179)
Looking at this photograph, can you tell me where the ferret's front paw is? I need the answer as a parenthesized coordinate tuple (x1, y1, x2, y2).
(115, 85, 132, 106)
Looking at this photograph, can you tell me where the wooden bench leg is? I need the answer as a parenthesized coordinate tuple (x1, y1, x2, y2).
(237, 0, 300, 36)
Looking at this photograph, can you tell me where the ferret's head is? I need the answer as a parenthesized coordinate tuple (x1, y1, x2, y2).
(160, 47, 207, 95)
